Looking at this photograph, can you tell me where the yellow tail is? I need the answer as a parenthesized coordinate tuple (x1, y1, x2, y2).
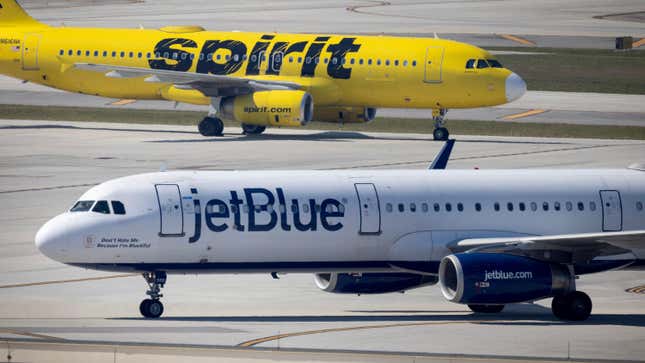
(0, 0, 44, 26)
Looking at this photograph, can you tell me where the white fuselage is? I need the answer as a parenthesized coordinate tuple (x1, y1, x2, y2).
(36, 169, 645, 273)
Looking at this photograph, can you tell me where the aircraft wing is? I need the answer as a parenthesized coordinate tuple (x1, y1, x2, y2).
(73, 63, 302, 97)
(453, 230, 645, 263)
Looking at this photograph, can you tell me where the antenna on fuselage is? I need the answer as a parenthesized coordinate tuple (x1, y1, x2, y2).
(434, 32, 440, 39)
(429, 139, 455, 170)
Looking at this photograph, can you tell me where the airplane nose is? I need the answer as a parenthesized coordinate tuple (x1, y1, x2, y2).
(505, 72, 527, 102)
(35, 216, 69, 261)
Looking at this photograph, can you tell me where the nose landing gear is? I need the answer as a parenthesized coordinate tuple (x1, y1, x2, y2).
(140, 271, 166, 318)
(432, 108, 449, 141)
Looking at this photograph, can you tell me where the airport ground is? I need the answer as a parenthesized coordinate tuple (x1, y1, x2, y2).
(1, 0, 645, 362)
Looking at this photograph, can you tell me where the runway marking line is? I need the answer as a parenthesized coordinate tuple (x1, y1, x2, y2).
(625, 285, 645, 294)
(498, 34, 537, 47)
(238, 320, 485, 347)
(502, 109, 548, 121)
(109, 99, 137, 106)
(633, 38, 645, 48)
(0, 273, 137, 289)
(0, 328, 66, 341)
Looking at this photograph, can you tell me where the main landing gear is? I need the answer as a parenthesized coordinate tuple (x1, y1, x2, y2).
(139, 271, 166, 318)
(551, 291, 592, 321)
(432, 108, 449, 141)
(241, 123, 266, 135)
(198, 116, 224, 137)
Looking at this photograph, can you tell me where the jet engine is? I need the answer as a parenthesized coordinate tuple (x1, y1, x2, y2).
(220, 90, 313, 127)
(313, 107, 376, 123)
(314, 272, 437, 294)
(438, 253, 573, 305)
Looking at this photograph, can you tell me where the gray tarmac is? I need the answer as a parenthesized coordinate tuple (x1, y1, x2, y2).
(0, 120, 645, 362)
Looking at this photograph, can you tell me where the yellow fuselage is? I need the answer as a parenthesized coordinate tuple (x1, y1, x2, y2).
(1, 23, 513, 109)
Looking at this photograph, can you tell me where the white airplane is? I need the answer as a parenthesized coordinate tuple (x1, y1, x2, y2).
(35, 142, 645, 320)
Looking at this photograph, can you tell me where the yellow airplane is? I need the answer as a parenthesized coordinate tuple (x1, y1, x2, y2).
(0, 0, 526, 140)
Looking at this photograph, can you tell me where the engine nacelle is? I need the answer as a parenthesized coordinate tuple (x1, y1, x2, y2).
(313, 107, 376, 124)
(438, 253, 573, 304)
(314, 272, 437, 294)
(220, 90, 313, 127)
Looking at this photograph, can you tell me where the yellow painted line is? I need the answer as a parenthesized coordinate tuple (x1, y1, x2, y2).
(238, 320, 486, 347)
(499, 34, 537, 47)
(0, 328, 66, 341)
(0, 274, 137, 289)
(502, 109, 548, 121)
(109, 99, 137, 106)
(633, 38, 645, 48)
(626, 285, 645, 294)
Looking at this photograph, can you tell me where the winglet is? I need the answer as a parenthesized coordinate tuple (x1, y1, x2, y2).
(429, 139, 455, 170)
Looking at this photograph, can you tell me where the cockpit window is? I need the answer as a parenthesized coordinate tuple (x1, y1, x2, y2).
(112, 201, 126, 215)
(465, 59, 475, 69)
(92, 200, 110, 214)
(70, 200, 94, 212)
(476, 59, 489, 69)
(487, 59, 503, 68)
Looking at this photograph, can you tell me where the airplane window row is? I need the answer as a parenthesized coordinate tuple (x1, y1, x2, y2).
(70, 200, 126, 215)
(58, 49, 418, 68)
(207, 202, 345, 214)
(385, 200, 598, 214)
(465, 59, 503, 69)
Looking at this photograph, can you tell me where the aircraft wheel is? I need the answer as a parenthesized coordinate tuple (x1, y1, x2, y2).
(468, 304, 505, 313)
(198, 117, 224, 136)
(139, 298, 164, 318)
(552, 291, 592, 321)
(241, 123, 266, 135)
(433, 127, 449, 141)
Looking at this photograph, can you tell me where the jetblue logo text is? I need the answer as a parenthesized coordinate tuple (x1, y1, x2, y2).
(188, 187, 345, 243)
(149, 36, 361, 80)
(483, 270, 533, 281)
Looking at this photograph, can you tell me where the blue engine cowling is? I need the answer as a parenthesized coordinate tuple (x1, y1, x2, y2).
(314, 272, 437, 294)
(438, 253, 573, 304)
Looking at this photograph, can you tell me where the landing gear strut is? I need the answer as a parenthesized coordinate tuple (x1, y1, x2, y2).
(241, 123, 266, 135)
(139, 271, 166, 318)
(552, 291, 592, 321)
(432, 108, 449, 141)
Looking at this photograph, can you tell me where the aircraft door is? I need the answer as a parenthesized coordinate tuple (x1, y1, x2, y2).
(424, 46, 444, 83)
(354, 183, 381, 234)
(600, 190, 622, 231)
(155, 184, 185, 236)
(22, 34, 41, 71)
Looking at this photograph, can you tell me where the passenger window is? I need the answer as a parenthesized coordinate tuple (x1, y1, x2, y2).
(324, 58, 329, 64)
(487, 59, 503, 68)
(146, 52, 151, 58)
(386, 203, 393, 213)
(298, 57, 303, 63)
(422, 203, 428, 212)
(554, 202, 561, 211)
(578, 202, 584, 211)
(112, 51, 116, 57)
(92, 200, 110, 214)
(410, 203, 416, 212)
(120, 51, 125, 58)
(368, 59, 373, 65)
(507, 202, 513, 211)
(129, 51, 134, 58)
(111, 201, 126, 215)
(59, 49, 64, 56)
(377, 59, 381, 66)
(637, 201, 643, 211)
(85, 50, 90, 56)
(566, 201, 573, 211)
(291, 204, 298, 213)
(543, 202, 549, 211)
(412, 60, 417, 67)
(465, 59, 475, 69)
(394, 60, 399, 66)
(138, 52, 142, 58)
(303, 204, 310, 213)
(476, 59, 489, 69)
(398, 203, 404, 212)
(434, 203, 440, 212)
(350, 58, 355, 65)
(445, 203, 452, 212)
(341, 58, 346, 65)
(403, 60, 408, 66)
(385, 60, 390, 66)
(530, 202, 537, 211)
(359, 59, 364, 65)
(93, 50, 98, 56)
(494, 202, 500, 211)
(70, 200, 95, 212)
(76, 50, 81, 56)
(68, 49, 73, 56)
(475, 202, 481, 212)
(457, 203, 463, 212)
(519, 202, 526, 211)
(590, 201, 597, 211)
